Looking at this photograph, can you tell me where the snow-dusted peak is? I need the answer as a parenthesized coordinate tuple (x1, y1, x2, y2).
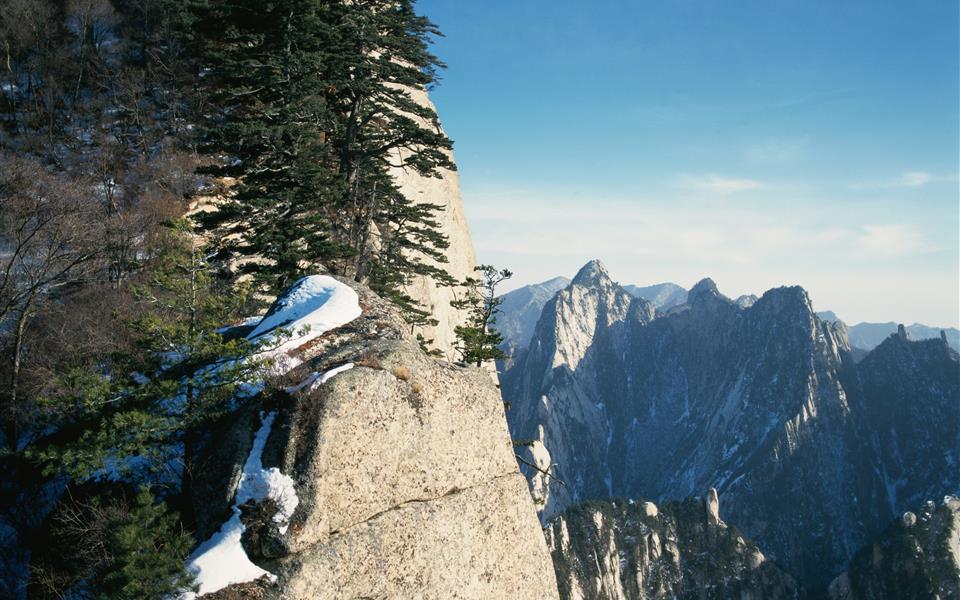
(534, 261, 634, 374)
(754, 285, 813, 319)
(571, 259, 613, 288)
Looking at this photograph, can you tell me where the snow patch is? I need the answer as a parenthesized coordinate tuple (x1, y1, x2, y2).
(284, 363, 355, 394)
(185, 411, 299, 597)
(249, 275, 361, 341)
(249, 276, 362, 374)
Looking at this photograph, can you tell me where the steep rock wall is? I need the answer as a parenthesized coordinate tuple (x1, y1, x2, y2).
(391, 87, 478, 361)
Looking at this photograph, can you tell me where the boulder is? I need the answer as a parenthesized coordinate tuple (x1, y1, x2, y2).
(192, 279, 559, 598)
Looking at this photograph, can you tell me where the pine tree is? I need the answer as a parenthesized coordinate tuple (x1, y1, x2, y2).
(193, 0, 458, 326)
(35, 485, 195, 599)
(193, 0, 347, 294)
(32, 220, 268, 483)
(452, 265, 512, 367)
(95, 486, 195, 600)
(325, 0, 457, 315)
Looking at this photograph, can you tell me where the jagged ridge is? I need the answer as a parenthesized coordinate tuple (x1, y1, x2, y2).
(503, 260, 959, 587)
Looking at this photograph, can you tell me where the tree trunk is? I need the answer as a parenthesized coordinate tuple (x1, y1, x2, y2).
(7, 302, 32, 452)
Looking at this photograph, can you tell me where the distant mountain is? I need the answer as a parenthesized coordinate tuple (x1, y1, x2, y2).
(548, 492, 801, 600)
(504, 260, 959, 588)
(623, 282, 688, 310)
(817, 310, 841, 323)
(497, 278, 686, 358)
(816, 312, 959, 352)
(496, 277, 571, 358)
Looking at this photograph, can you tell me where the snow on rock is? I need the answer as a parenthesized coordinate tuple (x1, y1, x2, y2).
(248, 276, 362, 373)
(185, 411, 298, 597)
(284, 363, 355, 394)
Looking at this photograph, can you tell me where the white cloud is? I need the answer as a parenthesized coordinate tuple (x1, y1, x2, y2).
(900, 171, 933, 187)
(462, 185, 956, 324)
(855, 224, 930, 257)
(687, 175, 763, 194)
(850, 170, 957, 189)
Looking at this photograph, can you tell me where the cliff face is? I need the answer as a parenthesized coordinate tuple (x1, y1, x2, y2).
(547, 492, 801, 600)
(390, 87, 478, 362)
(190, 278, 558, 598)
(503, 259, 959, 587)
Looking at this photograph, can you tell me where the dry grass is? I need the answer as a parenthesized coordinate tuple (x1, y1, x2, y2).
(391, 365, 411, 381)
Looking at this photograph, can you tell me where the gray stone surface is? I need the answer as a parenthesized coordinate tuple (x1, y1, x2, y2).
(194, 280, 559, 598)
(390, 87, 478, 362)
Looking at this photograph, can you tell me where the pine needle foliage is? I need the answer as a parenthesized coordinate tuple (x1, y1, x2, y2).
(452, 265, 512, 367)
(193, 0, 458, 325)
(32, 220, 268, 482)
(95, 486, 196, 599)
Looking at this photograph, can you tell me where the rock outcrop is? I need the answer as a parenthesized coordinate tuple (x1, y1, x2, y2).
(503, 259, 960, 587)
(191, 278, 559, 598)
(390, 87, 478, 362)
(827, 496, 960, 599)
(547, 494, 801, 600)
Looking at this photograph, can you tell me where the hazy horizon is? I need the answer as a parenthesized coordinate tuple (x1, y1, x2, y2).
(420, 0, 960, 328)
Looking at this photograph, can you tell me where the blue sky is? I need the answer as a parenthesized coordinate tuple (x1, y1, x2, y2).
(418, 0, 959, 327)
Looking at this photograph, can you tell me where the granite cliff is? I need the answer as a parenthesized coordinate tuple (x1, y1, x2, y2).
(547, 491, 801, 600)
(504, 259, 960, 587)
(188, 277, 559, 598)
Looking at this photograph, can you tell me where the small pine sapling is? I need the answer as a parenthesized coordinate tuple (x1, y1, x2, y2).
(451, 265, 512, 367)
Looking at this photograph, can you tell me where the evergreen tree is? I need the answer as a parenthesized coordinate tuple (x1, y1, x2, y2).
(32, 220, 268, 483)
(34, 485, 195, 599)
(452, 265, 512, 367)
(95, 486, 195, 600)
(193, 0, 458, 326)
(193, 0, 346, 294)
(325, 0, 457, 321)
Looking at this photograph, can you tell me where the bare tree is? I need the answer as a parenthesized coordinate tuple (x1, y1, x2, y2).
(0, 153, 104, 450)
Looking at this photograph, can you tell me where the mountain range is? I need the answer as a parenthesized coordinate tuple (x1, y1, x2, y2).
(501, 260, 959, 588)
(498, 277, 959, 356)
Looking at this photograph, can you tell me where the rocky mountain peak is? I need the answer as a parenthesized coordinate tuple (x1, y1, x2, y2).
(749, 286, 817, 330)
(758, 285, 811, 309)
(571, 259, 612, 288)
(504, 264, 959, 588)
(705, 488, 721, 526)
(687, 277, 722, 304)
(547, 497, 802, 599)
